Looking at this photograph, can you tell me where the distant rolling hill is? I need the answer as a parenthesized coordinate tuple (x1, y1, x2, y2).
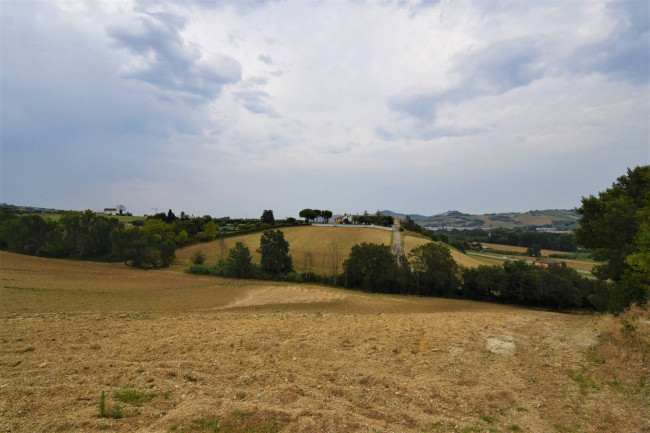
(176, 225, 493, 274)
(382, 209, 579, 230)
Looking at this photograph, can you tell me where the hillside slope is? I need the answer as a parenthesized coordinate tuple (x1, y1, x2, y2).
(383, 209, 579, 230)
(177, 226, 488, 274)
(176, 225, 393, 274)
(2, 251, 647, 433)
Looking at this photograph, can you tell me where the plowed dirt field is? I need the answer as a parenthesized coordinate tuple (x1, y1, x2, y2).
(1, 251, 647, 432)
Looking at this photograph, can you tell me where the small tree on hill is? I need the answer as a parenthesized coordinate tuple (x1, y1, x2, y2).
(191, 250, 207, 265)
(261, 209, 275, 225)
(159, 239, 176, 267)
(299, 209, 317, 223)
(526, 245, 542, 257)
(227, 242, 253, 278)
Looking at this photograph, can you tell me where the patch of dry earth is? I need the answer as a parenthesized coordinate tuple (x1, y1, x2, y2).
(1, 252, 647, 432)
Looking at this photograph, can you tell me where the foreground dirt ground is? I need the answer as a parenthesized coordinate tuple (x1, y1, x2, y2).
(1, 252, 648, 432)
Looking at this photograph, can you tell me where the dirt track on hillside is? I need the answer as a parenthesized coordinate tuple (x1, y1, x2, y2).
(1, 251, 648, 433)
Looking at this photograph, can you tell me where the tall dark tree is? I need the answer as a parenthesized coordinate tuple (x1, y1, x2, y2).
(227, 242, 253, 278)
(322, 210, 333, 223)
(575, 165, 650, 311)
(257, 230, 293, 275)
(261, 209, 275, 225)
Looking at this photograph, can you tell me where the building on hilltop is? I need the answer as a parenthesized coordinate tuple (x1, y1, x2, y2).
(335, 214, 354, 224)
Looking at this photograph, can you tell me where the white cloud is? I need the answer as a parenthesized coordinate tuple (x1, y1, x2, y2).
(2, 0, 648, 217)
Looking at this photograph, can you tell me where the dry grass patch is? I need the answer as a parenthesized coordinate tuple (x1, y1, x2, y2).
(194, 409, 288, 433)
(586, 305, 650, 400)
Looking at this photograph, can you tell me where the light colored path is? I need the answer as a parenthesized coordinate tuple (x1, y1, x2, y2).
(392, 221, 402, 259)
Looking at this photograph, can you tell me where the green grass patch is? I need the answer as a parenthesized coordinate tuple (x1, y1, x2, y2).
(113, 387, 156, 406)
(197, 410, 285, 433)
(99, 391, 106, 418)
(552, 422, 582, 433)
(570, 370, 602, 394)
(479, 413, 497, 424)
(111, 404, 123, 419)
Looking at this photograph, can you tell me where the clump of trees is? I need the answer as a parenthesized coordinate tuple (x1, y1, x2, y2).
(344, 243, 403, 293)
(575, 165, 649, 312)
(0, 207, 305, 268)
(435, 227, 578, 253)
(337, 239, 600, 310)
(0, 209, 177, 269)
(462, 261, 600, 310)
(408, 242, 460, 297)
(227, 242, 254, 278)
(189, 229, 297, 281)
(298, 209, 333, 223)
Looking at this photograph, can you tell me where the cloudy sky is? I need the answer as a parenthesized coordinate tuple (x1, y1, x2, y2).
(2, 0, 648, 218)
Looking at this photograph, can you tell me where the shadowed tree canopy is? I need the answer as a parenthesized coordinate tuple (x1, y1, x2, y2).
(575, 165, 650, 311)
(257, 229, 293, 275)
(261, 209, 275, 225)
(227, 242, 253, 278)
(408, 242, 460, 297)
(299, 209, 317, 223)
(343, 242, 401, 293)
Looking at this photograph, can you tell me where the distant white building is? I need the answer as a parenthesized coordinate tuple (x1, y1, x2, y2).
(334, 214, 355, 224)
(103, 208, 118, 215)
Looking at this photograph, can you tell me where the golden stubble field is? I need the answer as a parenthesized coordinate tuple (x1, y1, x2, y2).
(175, 226, 393, 274)
(1, 251, 648, 433)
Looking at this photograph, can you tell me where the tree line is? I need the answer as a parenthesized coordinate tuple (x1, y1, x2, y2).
(417, 227, 578, 253)
(188, 229, 602, 311)
(298, 209, 333, 223)
(0, 207, 301, 268)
